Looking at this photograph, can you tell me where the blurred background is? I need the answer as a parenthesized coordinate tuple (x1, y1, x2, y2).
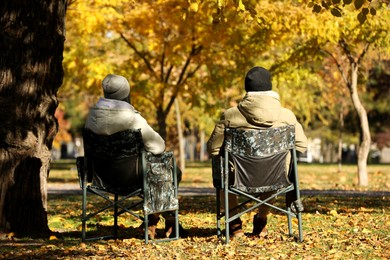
(54, 0, 390, 172)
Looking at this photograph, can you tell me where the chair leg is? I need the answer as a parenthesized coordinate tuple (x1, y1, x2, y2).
(298, 212, 303, 242)
(216, 188, 221, 238)
(114, 193, 118, 239)
(163, 211, 179, 239)
(165, 210, 180, 239)
(287, 207, 293, 236)
(288, 207, 304, 242)
(224, 189, 230, 244)
(175, 209, 179, 239)
(144, 214, 149, 244)
(81, 181, 87, 241)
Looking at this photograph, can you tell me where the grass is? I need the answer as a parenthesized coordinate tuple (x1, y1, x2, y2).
(1, 160, 389, 259)
(48, 160, 390, 191)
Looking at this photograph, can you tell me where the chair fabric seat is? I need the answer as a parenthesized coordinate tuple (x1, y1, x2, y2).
(213, 152, 291, 193)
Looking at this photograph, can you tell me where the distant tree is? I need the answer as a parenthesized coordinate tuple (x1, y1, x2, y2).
(267, 1, 389, 185)
(323, 34, 388, 185)
(366, 60, 390, 133)
(366, 60, 390, 149)
(62, 0, 279, 140)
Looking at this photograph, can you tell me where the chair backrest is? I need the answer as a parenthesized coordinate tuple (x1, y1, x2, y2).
(83, 128, 144, 193)
(220, 125, 296, 193)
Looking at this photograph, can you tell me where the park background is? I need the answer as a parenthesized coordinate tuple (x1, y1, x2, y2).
(1, 0, 390, 259)
(54, 0, 390, 174)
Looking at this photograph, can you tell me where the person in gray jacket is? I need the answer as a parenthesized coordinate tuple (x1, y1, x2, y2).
(85, 74, 183, 239)
(207, 66, 308, 238)
(85, 74, 165, 155)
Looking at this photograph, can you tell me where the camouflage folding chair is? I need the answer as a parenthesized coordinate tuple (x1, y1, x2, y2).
(212, 125, 303, 244)
(76, 128, 179, 244)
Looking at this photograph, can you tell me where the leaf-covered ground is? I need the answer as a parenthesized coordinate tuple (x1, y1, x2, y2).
(0, 162, 389, 259)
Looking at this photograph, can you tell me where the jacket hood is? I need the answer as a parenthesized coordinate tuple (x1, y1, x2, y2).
(237, 91, 281, 127)
(85, 98, 136, 135)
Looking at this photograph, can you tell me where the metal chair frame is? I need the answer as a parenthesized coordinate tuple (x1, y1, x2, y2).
(77, 129, 179, 244)
(214, 125, 303, 244)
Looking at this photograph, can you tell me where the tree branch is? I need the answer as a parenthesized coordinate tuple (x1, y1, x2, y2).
(165, 65, 173, 84)
(160, 43, 166, 83)
(163, 45, 203, 117)
(322, 48, 351, 88)
(119, 33, 158, 80)
(338, 37, 355, 65)
(357, 42, 371, 65)
(176, 44, 203, 86)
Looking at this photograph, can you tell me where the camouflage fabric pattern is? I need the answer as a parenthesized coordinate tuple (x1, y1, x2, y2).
(224, 125, 295, 157)
(236, 182, 289, 193)
(83, 129, 144, 159)
(144, 151, 178, 214)
(212, 125, 295, 192)
(82, 129, 178, 215)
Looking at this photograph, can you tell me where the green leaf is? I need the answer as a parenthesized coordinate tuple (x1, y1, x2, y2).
(332, 0, 341, 4)
(362, 7, 369, 15)
(357, 11, 366, 24)
(354, 0, 365, 10)
(343, 0, 353, 4)
(370, 8, 376, 15)
(331, 8, 342, 17)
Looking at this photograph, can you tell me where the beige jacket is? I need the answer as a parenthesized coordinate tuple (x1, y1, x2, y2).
(207, 91, 308, 156)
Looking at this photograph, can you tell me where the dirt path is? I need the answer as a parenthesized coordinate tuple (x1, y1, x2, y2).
(48, 183, 390, 197)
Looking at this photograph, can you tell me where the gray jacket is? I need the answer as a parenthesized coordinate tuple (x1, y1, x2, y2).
(85, 98, 165, 155)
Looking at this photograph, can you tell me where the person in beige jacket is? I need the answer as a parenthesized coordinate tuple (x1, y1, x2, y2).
(207, 66, 308, 238)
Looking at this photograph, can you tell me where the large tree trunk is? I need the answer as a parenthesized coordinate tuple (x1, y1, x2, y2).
(0, 0, 66, 237)
(349, 64, 370, 187)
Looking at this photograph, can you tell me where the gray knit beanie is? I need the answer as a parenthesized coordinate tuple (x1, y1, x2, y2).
(102, 74, 130, 100)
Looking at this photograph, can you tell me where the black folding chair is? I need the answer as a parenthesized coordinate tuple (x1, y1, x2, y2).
(213, 125, 303, 244)
(76, 128, 179, 244)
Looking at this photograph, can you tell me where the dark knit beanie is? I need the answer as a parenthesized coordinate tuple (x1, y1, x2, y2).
(244, 66, 272, 92)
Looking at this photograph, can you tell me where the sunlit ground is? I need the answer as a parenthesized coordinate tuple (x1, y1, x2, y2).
(0, 161, 388, 259)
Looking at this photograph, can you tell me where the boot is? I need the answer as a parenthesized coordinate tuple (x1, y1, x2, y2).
(164, 217, 188, 238)
(229, 218, 244, 237)
(146, 214, 160, 239)
(252, 214, 268, 238)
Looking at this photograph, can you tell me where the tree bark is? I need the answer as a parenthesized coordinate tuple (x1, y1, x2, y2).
(337, 106, 344, 172)
(0, 0, 66, 237)
(349, 64, 370, 186)
(331, 38, 371, 187)
(156, 105, 167, 141)
(175, 98, 185, 171)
